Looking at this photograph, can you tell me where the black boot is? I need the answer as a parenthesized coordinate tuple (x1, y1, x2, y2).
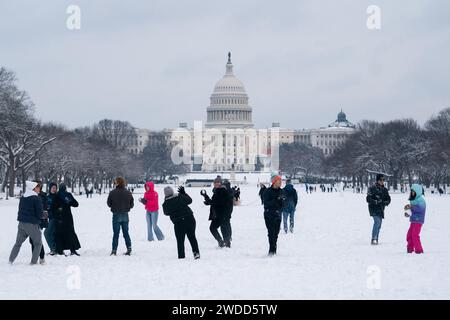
(194, 252, 200, 260)
(110, 250, 117, 256)
(218, 240, 225, 248)
(70, 250, 80, 256)
(371, 239, 378, 245)
(124, 247, 132, 256)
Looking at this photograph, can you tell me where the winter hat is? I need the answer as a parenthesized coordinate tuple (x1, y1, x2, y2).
(164, 186, 174, 198)
(376, 174, 385, 182)
(271, 175, 281, 185)
(214, 176, 222, 184)
(25, 181, 39, 192)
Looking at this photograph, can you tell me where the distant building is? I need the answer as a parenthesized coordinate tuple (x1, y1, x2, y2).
(127, 53, 357, 170)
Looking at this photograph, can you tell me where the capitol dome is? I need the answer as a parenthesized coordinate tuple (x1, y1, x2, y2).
(206, 52, 253, 128)
(328, 109, 356, 129)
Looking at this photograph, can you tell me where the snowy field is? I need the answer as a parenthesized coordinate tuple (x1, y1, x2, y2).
(1, 181, 449, 299)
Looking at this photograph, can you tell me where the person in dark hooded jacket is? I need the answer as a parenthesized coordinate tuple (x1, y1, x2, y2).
(201, 176, 231, 248)
(51, 183, 81, 256)
(162, 186, 200, 259)
(282, 179, 298, 233)
(44, 182, 58, 255)
(222, 180, 234, 246)
(366, 174, 391, 245)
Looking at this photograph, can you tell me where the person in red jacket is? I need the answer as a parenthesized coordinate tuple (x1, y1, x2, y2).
(140, 182, 165, 241)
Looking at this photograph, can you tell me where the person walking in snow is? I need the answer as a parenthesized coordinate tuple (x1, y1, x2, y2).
(282, 179, 298, 234)
(107, 177, 134, 256)
(51, 183, 81, 256)
(366, 174, 391, 245)
(9, 181, 44, 265)
(162, 186, 200, 259)
(263, 175, 285, 256)
(140, 181, 164, 242)
(44, 183, 57, 255)
(201, 176, 231, 248)
(404, 184, 426, 254)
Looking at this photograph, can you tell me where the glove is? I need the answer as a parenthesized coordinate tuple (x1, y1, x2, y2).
(178, 186, 186, 195)
(140, 198, 147, 205)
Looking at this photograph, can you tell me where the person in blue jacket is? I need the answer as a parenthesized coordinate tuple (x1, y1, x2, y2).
(282, 179, 298, 233)
(9, 181, 44, 265)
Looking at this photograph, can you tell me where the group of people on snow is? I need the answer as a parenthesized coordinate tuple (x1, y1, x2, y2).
(9, 181, 81, 265)
(366, 173, 426, 253)
(8, 171, 428, 265)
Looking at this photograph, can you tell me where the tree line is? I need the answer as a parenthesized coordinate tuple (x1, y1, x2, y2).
(0, 67, 187, 197)
(280, 108, 450, 190)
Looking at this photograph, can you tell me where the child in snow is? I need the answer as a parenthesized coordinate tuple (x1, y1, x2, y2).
(404, 184, 426, 254)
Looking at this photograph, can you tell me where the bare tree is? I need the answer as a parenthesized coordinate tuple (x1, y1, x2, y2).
(0, 68, 56, 196)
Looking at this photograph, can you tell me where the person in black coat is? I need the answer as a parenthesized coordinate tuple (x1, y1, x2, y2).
(259, 184, 267, 205)
(44, 183, 58, 255)
(222, 180, 234, 245)
(263, 175, 285, 256)
(282, 179, 298, 234)
(201, 176, 231, 248)
(366, 174, 391, 245)
(51, 183, 81, 256)
(163, 186, 200, 259)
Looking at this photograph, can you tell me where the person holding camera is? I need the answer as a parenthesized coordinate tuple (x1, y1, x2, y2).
(162, 186, 200, 259)
(201, 176, 231, 248)
(263, 175, 285, 256)
(366, 174, 391, 245)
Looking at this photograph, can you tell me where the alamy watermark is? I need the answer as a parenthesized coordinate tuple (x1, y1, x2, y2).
(66, 5, 81, 30)
(367, 5, 381, 30)
(170, 120, 280, 173)
(66, 265, 81, 290)
(366, 265, 381, 290)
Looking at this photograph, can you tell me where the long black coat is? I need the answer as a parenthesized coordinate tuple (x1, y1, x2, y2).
(52, 192, 81, 252)
(204, 187, 229, 221)
(366, 184, 391, 218)
(223, 184, 234, 219)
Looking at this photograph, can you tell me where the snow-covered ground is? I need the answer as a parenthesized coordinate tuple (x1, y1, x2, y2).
(1, 181, 449, 299)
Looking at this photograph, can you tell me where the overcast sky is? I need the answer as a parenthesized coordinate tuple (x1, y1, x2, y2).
(1, 0, 449, 130)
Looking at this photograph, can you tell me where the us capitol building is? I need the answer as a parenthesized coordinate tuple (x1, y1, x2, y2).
(127, 53, 356, 172)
